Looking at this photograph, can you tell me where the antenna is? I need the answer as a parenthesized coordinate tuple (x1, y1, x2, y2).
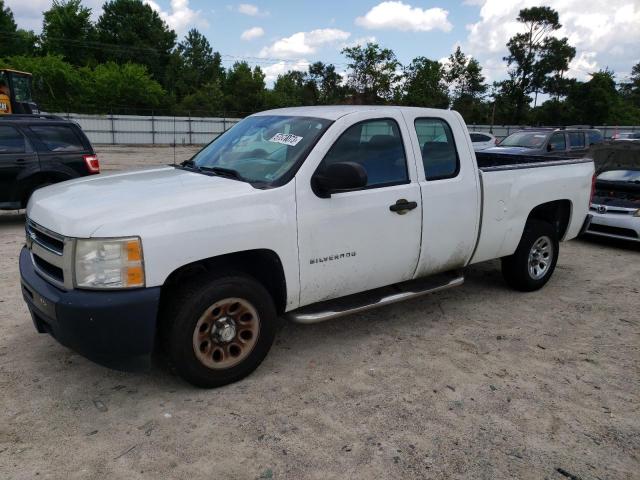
(173, 114, 176, 166)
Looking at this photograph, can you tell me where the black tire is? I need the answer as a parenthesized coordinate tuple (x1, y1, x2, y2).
(501, 219, 559, 292)
(159, 272, 277, 388)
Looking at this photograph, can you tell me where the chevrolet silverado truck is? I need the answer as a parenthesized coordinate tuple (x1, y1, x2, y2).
(20, 106, 595, 387)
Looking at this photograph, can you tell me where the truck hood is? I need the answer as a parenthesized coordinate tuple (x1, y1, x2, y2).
(482, 146, 539, 155)
(27, 167, 255, 237)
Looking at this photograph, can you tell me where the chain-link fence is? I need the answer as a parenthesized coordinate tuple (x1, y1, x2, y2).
(49, 112, 243, 145)
(45, 111, 640, 145)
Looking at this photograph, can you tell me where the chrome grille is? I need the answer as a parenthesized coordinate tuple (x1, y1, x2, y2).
(25, 219, 74, 289)
(590, 204, 638, 215)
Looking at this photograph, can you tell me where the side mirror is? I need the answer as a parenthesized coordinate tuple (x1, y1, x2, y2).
(312, 161, 368, 198)
(547, 143, 554, 152)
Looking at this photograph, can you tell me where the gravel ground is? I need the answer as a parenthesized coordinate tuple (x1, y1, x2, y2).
(1, 145, 639, 480)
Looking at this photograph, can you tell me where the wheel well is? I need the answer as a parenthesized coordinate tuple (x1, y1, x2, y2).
(161, 249, 287, 314)
(526, 200, 572, 240)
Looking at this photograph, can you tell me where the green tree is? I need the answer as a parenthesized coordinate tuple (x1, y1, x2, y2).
(89, 62, 165, 114)
(0, 1, 37, 56)
(619, 62, 640, 109)
(176, 29, 224, 93)
(307, 61, 345, 104)
(444, 47, 487, 121)
(539, 37, 576, 100)
(265, 70, 317, 109)
(503, 6, 574, 120)
(224, 61, 265, 114)
(177, 80, 224, 116)
(96, 0, 176, 84)
(41, 0, 96, 66)
(402, 57, 449, 108)
(341, 42, 400, 104)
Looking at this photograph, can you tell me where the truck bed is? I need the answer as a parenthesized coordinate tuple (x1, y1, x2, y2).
(475, 151, 590, 171)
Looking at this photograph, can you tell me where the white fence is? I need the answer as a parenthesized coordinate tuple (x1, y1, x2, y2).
(50, 113, 242, 145)
(50, 113, 640, 145)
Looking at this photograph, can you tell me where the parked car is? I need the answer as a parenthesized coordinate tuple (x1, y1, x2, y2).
(0, 114, 99, 209)
(469, 131, 497, 151)
(20, 106, 594, 387)
(585, 169, 640, 242)
(612, 132, 640, 142)
(482, 127, 603, 157)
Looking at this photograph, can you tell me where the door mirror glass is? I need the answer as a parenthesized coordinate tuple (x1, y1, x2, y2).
(312, 161, 368, 197)
(547, 143, 554, 152)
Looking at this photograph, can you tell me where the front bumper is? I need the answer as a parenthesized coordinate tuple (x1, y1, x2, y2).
(585, 210, 640, 242)
(20, 246, 161, 362)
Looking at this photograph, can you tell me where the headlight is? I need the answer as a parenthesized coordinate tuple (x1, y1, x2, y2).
(75, 237, 145, 289)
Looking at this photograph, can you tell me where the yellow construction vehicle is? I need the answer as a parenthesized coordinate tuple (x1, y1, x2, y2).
(0, 69, 39, 115)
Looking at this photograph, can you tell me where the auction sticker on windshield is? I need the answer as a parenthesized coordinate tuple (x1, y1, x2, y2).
(269, 133, 303, 146)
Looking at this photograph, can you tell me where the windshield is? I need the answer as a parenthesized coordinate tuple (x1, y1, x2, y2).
(11, 74, 32, 102)
(189, 115, 332, 184)
(598, 170, 640, 183)
(499, 132, 548, 148)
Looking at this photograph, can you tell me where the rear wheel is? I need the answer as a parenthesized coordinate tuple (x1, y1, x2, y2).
(501, 220, 559, 292)
(160, 272, 277, 388)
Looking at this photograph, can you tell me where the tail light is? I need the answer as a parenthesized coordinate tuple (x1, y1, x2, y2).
(83, 154, 100, 174)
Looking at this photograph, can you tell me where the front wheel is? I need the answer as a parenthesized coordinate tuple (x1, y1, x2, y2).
(501, 220, 559, 292)
(160, 273, 277, 388)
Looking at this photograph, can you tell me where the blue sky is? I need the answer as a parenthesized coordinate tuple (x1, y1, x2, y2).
(7, 1, 640, 85)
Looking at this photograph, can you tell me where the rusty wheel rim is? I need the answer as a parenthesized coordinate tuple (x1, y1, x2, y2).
(192, 297, 260, 370)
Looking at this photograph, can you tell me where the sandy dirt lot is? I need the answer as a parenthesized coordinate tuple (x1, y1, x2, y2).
(1, 146, 639, 479)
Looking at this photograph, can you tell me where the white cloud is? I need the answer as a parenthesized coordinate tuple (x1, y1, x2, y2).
(262, 59, 310, 84)
(144, 0, 207, 34)
(241, 26, 265, 41)
(237, 3, 261, 16)
(259, 28, 351, 59)
(355, 1, 453, 32)
(464, 0, 640, 82)
(343, 36, 377, 49)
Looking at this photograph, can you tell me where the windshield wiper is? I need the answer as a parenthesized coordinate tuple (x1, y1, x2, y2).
(199, 166, 247, 182)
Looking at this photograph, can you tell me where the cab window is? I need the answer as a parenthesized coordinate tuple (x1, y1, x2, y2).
(549, 133, 566, 151)
(319, 118, 408, 188)
(414, 118, 459, 180)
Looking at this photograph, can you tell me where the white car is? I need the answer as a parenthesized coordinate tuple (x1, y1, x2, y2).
(586, 169, 640, 242)
(21, 106, 594, 387)
(469, 131, 497, 151)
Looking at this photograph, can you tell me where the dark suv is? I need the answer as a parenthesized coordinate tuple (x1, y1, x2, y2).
(0, 115, 99, 209)
(483, 127, 603, 157)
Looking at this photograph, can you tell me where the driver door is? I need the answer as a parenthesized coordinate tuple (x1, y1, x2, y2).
(295, 111, 422, 306)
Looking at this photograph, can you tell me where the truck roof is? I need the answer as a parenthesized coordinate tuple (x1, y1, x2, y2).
(253, 105, 454, 121)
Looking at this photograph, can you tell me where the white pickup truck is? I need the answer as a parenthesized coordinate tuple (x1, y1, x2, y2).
(20, 106, 594, 387)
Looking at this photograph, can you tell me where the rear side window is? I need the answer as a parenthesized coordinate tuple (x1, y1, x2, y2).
(414, 118, 459, 180)
(549, 133, 566, 151)
(29, 125, 85, 152)
(568, 132, 585, 149)
(0, 126, 26, 153)
(320, 118, 408, 188)
(588, 130, 603, 145)
(470, 133, 490, 142)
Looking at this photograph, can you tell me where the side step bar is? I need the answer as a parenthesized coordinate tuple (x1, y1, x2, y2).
(286, 270, 464, 324)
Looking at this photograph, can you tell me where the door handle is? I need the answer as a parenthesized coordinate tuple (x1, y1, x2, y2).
(15, 158, 26, 163)
(389, 199, 418, 214)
